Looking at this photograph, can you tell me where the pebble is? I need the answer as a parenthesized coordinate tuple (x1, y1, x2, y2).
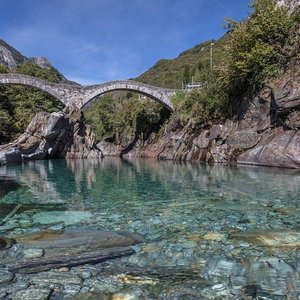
(30, 271, 83, 287)
(22, 248, 44, 259)
(203, 232, 226, 241)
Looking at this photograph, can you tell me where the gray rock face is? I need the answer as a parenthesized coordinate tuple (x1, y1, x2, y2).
(0, 39, 28, 69)
(238, 129, 300, 168)
(0, 40, 53, 71)
(0, 39, 71, 84)
(28, 56, 52, 68)
(0, 106, 102, 165)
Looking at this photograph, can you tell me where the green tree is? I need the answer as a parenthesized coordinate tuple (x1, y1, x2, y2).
(221, 0, 300, 102)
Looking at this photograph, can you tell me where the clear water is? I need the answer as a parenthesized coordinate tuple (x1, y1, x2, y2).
(0, 158, 300, 298)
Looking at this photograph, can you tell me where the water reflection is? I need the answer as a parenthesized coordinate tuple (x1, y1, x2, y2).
(0, 158, 299, 210)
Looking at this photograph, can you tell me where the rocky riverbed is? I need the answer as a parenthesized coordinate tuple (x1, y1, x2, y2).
(0, 169, 299, 300)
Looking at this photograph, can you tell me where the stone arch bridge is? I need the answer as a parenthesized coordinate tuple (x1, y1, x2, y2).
(0, 74, 175, 111)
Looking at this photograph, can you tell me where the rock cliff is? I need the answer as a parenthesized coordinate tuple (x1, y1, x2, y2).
(98, 71, 300, 168)
(0, 39, 72, 84)
(0, 39, 55, 70)
(1, 71, 299, 168)
(0, 39, 28, 69)
(0, 107, 102, 165)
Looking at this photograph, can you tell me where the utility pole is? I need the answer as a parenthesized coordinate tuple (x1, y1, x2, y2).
(210, 42, 214, 71)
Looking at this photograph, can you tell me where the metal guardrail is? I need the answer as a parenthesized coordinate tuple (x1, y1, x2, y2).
(182, 82, 203, 90)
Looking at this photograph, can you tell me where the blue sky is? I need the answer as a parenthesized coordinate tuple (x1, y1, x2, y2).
(0, 0, 250, 84)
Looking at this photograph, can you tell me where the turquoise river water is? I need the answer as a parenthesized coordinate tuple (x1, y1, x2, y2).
(0, 158, 299, 299)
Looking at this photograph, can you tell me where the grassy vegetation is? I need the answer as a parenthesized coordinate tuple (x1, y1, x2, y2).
(220, 0, 300, 106)
(137, 38, 227, 89)
(0, 64, 63, 143)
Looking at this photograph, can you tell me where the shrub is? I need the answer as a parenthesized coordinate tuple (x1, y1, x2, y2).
(221, 0, 300, 103)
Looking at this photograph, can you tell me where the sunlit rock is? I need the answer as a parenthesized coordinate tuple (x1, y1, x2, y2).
(203, 232, 226, 242)
(230, 230, 300, 247)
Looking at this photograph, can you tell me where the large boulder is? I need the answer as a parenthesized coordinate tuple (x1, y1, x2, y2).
(273, 78, 300, 114)
(238, 128, 300, 168)
(0, 106, 102, 165)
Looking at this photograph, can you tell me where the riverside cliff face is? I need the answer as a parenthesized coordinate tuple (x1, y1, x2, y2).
(98, 72, 300, 168)
(0, 106, 102, 165)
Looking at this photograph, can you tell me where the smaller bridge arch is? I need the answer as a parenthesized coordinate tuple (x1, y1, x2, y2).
(81, 80, 174, 110)
(0, 74, 175, 111)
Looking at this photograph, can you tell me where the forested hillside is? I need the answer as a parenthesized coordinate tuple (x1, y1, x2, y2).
(136, 38, 226, 89)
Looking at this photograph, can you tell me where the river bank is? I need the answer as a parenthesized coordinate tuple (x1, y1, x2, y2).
(99, 72, 300, 169)
(1, 72, 300, 169)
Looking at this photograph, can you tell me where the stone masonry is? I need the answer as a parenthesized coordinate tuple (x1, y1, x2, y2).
(0, 73, 175, 110)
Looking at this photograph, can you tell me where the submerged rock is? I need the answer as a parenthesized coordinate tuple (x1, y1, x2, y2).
(203, 232, 226, 242)
(0, 237, 15, 250)
(7, 229, 143, 273)
(0, 269, 14, 284)
(230, 230, 300, 247)
(10, 287, 53, 300)
(32, 211, 92, 226)
(15, 229, 144, 250)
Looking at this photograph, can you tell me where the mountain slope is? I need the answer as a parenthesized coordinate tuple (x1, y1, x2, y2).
(136, 36, 227, 89)
(0, 39, 72, 84)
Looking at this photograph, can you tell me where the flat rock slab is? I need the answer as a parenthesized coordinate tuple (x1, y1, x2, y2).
(30, 271, 83, 286)
(7, 229, 144, 273)
(230, 230, 300, 247)
(237, 129, 300, 168)
(16, 229, 143, 250)
(0, 269, 14, 284)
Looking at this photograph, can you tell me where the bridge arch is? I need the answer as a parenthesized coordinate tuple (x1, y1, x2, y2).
(81, 80, 174, 111)
(0, 74, 175, 111)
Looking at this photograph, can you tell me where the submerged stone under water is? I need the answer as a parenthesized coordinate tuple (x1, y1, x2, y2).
(0, 158, 299, 299)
